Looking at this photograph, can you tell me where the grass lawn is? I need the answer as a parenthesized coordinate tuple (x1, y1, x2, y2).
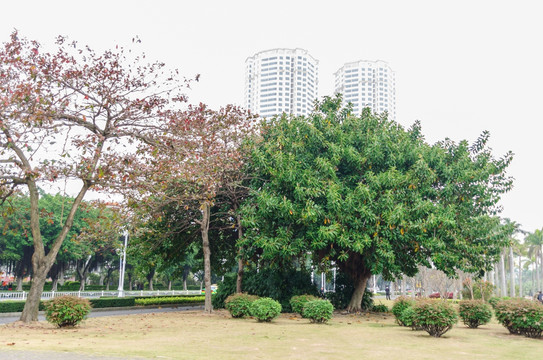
(0, 306, 541, 359)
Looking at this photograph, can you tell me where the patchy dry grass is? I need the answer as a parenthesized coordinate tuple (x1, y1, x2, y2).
(0, 308, 541, 359)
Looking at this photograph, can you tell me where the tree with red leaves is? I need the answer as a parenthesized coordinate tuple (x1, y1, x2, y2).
(132, 104, 258, 312)
(0, 32, 193, 322)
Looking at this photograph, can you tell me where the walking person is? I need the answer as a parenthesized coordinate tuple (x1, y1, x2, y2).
(385, 285, 391, 300)
(537, 291, 543, 304)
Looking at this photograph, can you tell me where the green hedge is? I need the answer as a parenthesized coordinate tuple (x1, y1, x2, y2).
(134, 296, 205, 306)
(0, 301, 45, 313)
(89, 297, 136, 308)
(0, 295, 203, 313)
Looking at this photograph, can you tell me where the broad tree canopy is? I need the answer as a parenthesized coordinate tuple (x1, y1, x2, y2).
(0, 31, 192, 321)
(240, 96, 513, 311)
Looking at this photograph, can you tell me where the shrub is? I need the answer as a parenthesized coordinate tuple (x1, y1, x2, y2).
(391, 296, 415, 326)
(488, 296, 510, 309)
(398, 307, 422, 330)
(458, 300, 492, 328)
(494, 299, 543, 338)
(89, 297, 135, 308)
(494, 299, 525, 334)
(250, 297, 282, 322)
(224, 293, 259, 318)
(411, 300, 458, 337)
(371, 304, 389, 313)
(134, 296, 205, 306)
(290, 295, 319, 316)
(212, 268, 318, 312)
(44, 296, 91, 328)
(302, 299, 334, 323)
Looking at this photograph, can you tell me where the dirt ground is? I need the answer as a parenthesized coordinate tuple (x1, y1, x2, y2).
(0, 309, 541, 359)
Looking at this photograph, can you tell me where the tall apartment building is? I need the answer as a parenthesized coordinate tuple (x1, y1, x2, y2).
(334, 60, 396, 120)
(244, 48, 319, 117)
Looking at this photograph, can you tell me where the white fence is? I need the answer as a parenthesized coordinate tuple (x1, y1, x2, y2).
(0, 290, 202, 301)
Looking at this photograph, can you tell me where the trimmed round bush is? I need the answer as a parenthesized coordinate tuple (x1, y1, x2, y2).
(391, 296, 415, 326)
(224, 293, 259, 318)
(412, 300, 458, 337)
(458, 300, 492, 328)
(302, 299, 334, 323)
(494, 299, 526, 335)
(250, 297, 282, 322)
(494, 299, 543, 338)
(44, 296, 91, 328)
(290, 294, 319, 317)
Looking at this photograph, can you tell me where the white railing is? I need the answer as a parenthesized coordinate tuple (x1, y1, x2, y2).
(0, 289, 202, 301)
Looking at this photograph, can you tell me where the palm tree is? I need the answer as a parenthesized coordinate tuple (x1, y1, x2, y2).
(526, 229, 543, 292)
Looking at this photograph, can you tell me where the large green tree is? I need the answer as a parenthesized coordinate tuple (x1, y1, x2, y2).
(240, 96, 513, 312)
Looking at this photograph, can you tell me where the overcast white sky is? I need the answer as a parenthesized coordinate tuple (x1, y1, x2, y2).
(2, 1, 541, 233)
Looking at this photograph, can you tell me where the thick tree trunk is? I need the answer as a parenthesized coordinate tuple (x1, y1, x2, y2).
(346, 272, 371, 312)
(201, 201, 213, 313)
(182, 265, 191, 291)
(128, 273, 133, 291)
(20, 267, 48, 322)
(401, 275, 407, 296)
(76, 256, 92, 292)
(168, 280, 172, 291)
(16, 275, 23, 291)
(146, 268, 155, 291)
(340, 254, 371, 312)
(236, 214, 244, 294)
(509, 247, 515, 297)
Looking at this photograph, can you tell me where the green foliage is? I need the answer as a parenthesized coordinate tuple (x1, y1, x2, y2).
(212, 268, 318, 312)
(488, 296, 510, 309)
(302, 299, 334, 323)
(494, 299, 543, 337)
(462, 280, 495, 301)
(44, 296, 91, 328)
(458, 300, 492, 328)
(371, 304, 389, 313)
(240, 96, 513, 310)
(398, 307, 422, 330)
(290, 294, 320, 316)
(89, 297, 136, 308)
(224, 293, 259, 318)
(0, 300, 45, 313)
(249, 297, 282, 322)
(411, 300, 458, 337)
(324, 272, 373, 310)
(391, 296, 415, 326)
(134, 296, 205, 306)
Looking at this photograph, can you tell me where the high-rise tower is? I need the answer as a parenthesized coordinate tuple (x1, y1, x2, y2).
(244, 48, 319, 117)
(334, 60, 396, 120)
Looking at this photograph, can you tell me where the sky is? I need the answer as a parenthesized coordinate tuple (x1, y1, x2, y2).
(1, 0, 542, 233)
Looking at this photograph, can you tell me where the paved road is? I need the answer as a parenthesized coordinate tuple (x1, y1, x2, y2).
(0, 304, 204, 324)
